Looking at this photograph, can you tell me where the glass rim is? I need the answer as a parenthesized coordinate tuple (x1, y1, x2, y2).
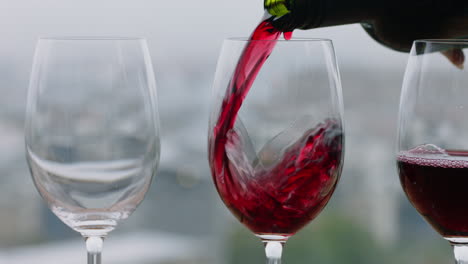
(38, 36, 146, 41)
(415, 39, 468, 45)
(225, 37, 333, 43)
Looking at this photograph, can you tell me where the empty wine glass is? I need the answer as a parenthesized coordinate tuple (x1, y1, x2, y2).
(397, 39, 468, 263)
(208, 38, 344, 264)
(25, 37, 160, 264)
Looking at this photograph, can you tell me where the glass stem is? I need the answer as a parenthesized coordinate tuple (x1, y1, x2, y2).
(264, 241, 285, 264)
(86, 236, 104, 264)
(453, 243, 468, 264)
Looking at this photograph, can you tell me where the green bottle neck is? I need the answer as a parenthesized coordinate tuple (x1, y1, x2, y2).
(264, 0, 326, 31)
(264, 0, 291, 17)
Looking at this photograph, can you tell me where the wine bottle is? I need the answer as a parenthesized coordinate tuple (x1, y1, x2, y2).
(264, 0, 468, 52)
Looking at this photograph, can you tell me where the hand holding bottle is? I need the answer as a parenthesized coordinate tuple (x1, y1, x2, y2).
(442, 49, 465, 69)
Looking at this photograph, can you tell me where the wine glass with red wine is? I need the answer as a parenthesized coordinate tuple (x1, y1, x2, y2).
(25, 37, 160, 264)
(208, 38, 344, 264)
(397, 40, 468, 263)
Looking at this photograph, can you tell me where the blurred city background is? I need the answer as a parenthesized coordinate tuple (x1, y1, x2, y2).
(0, 0, 454, 263)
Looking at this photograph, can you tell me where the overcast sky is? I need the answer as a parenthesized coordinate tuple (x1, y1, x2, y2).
(0, 0, 408, 69)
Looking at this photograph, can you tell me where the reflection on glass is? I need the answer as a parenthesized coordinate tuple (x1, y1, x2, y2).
(25, 37, 160, 264)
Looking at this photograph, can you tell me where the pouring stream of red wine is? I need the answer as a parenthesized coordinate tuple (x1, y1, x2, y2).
(217, 17, 291, 133)
(209, 17, 343, 235)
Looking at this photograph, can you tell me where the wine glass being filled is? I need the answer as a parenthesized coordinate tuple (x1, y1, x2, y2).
(208, 36, 345, 264)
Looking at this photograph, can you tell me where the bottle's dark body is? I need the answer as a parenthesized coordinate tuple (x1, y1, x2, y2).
(266, 0, 468, 52)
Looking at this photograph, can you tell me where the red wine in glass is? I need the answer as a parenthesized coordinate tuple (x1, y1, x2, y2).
(397, 40, 468, 263)
(398, 147, 468, 238)
(208, 17, 343, 237)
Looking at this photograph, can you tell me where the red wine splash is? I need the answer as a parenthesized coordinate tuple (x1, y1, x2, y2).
(209, 18, 343, 236)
